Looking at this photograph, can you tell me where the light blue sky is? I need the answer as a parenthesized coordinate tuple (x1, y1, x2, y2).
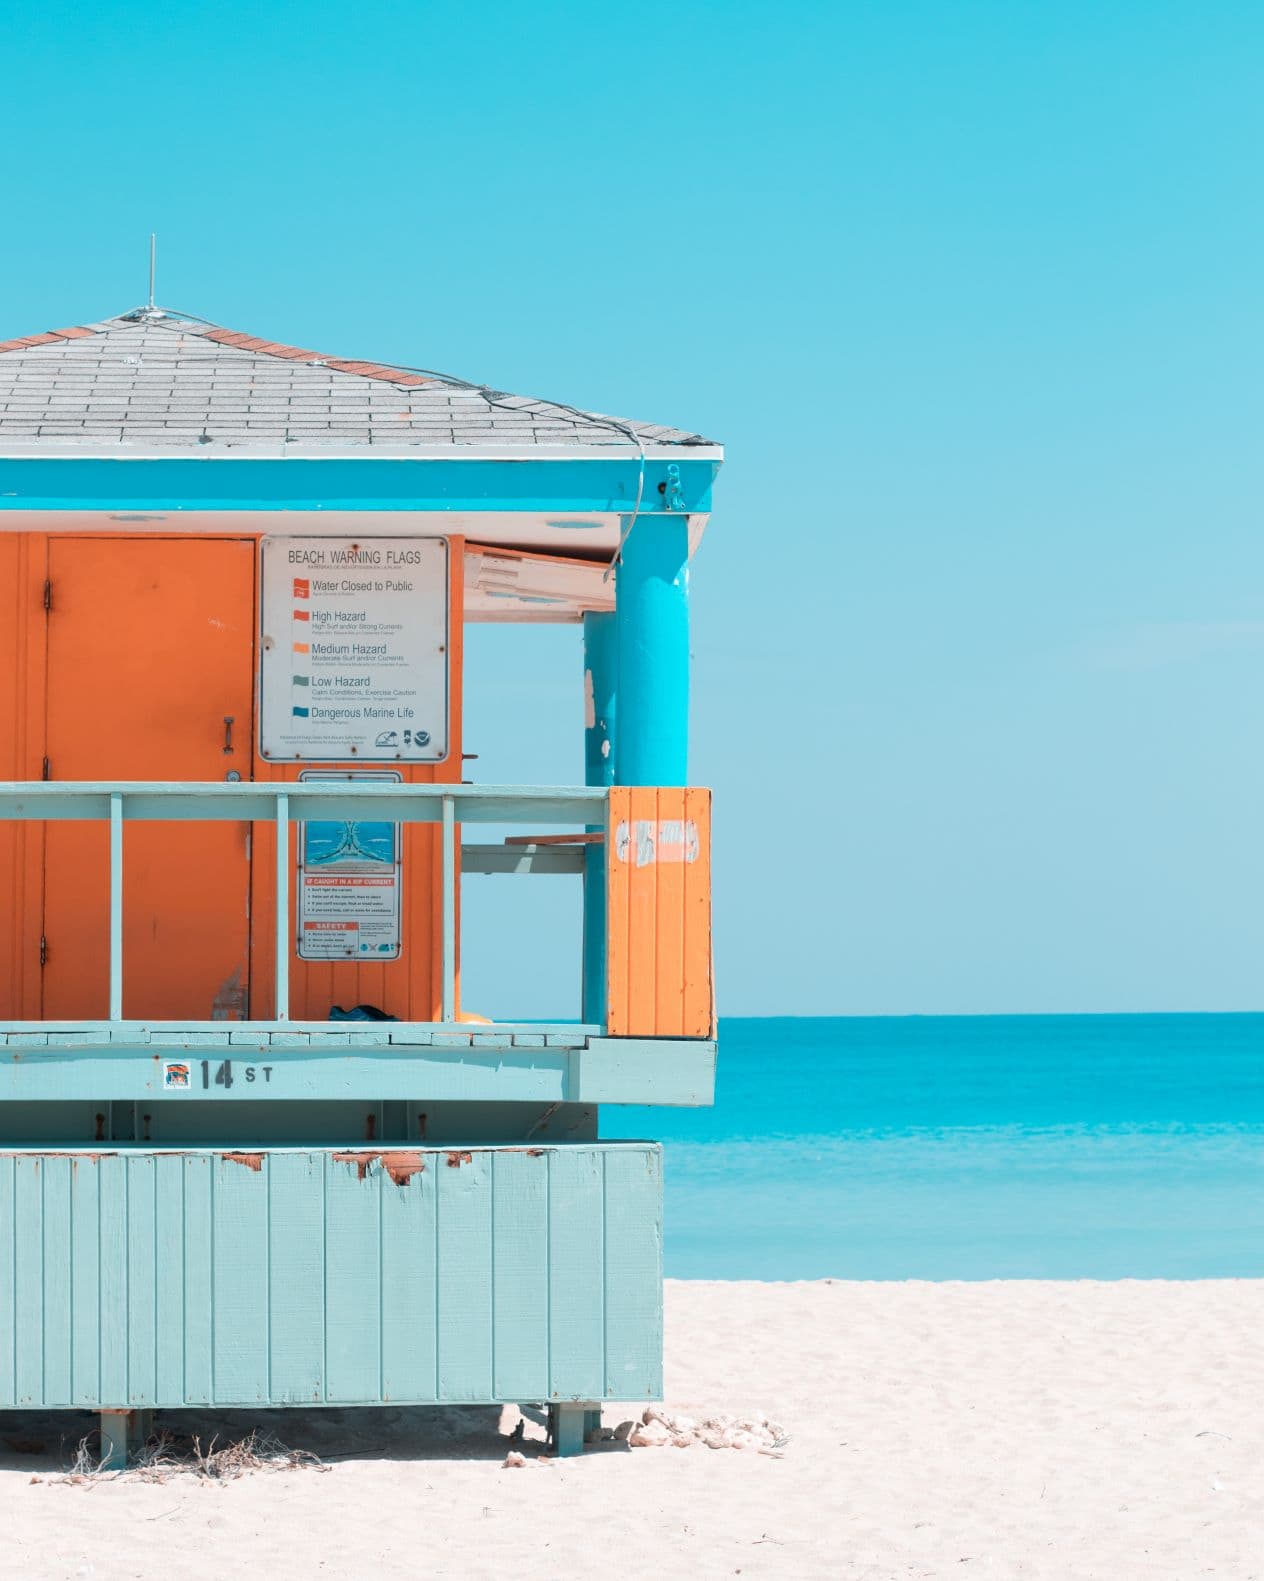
(2, 1, 1260, 1015)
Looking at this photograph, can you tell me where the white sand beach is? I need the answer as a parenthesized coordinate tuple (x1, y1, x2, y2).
(1, 1278, 1261, 1580)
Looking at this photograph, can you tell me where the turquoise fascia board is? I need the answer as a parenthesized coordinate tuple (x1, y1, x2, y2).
(0, 1035, 718, 1107)
(576, 1038, 717, 1106)
(0, 456, 718, 514)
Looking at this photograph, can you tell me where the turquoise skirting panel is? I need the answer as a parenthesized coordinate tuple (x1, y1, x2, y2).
(0, 1142, 663, 1410)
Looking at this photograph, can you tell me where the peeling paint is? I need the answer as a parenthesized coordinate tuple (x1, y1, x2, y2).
(614, 817, 699, 867)
(377, 1152, 428, 1187)
(445, 1150, 473, 1169)
(221, 1152, 264, 1172)
(210, 965, 248, 1022)
(332, 1150, 427, 1186)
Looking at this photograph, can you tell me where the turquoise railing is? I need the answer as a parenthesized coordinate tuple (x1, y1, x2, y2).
(0, 781, 606, 1029)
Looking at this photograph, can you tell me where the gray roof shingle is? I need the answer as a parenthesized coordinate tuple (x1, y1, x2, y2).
(0, 312, 719, 453)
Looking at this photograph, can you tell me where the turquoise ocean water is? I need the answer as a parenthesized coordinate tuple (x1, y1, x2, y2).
(608, 1015, 1264, 1280)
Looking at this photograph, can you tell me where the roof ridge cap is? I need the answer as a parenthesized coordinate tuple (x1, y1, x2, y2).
(183, 319, 437, 390)
(0, 323, 103, 356)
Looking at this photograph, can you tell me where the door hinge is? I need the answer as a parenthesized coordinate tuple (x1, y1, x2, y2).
(41, 756, 50, 781)
(39, 935, 47, 968)
(42, 579, 51, 613)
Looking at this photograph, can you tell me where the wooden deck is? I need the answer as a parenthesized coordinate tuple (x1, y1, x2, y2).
(0, 1026, 717, 1106)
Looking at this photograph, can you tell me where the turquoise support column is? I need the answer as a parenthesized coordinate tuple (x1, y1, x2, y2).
(615, 516, 690, 786)
(99, 1408, 152, 1470)
(582, 611, 617, 1024)
(549, 1401, 590, 1456)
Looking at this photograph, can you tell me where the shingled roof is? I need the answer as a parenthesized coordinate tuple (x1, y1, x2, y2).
(0, 310, 718, 453)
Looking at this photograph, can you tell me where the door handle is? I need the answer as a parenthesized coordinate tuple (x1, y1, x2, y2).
(223, 716, 235, 754)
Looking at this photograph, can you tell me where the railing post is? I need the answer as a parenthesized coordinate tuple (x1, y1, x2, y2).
(582, 611, 617, 1026)
(441, 793, 456, 1023)
(108, 792, 124, 1022)
(275, 791, 290, 1020)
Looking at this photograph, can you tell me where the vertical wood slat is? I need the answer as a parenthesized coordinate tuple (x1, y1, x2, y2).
(654, 786, 687, 1035)
(605, 789, 632, 1035)
(41, 1155, 72, 1405)
(183, 1156, 213, 1404)
(154, 1153, 185, 1404)
(548, 1148, 605, 1401)
(606, 785, 713, 1037)
(126, 1155, 157, 1405)
(71, 1155, 100, 1405)
(13, 1157, 42, 1403)
(269, 1150, 325, 1404)
(491, 1150, 549, 1400)
(325, 1153, 382, 1402)
(682, 786, 715, 1036)
(626, 786, 659, 1035)
(0, 1156, 13, 1405)
(603, 1145, 664, 1399)
(98, 1155, 127, 1405)
(437, 1151, 493, 1401)
(212, 1156, 269, 1403)
(381, 1155, 438, 1403)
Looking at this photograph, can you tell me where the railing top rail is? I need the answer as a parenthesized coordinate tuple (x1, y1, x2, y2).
(0, 781, 607, 825)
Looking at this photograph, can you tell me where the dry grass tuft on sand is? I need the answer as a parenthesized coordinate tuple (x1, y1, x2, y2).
(40, 1427, 328, 1487)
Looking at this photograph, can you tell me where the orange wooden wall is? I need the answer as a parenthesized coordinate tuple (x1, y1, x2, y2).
(0, 531, 463, 1024)
(605, 786, 714, 1038)
(0, 535, 45, 1019)
(41, 537, 257, 1020)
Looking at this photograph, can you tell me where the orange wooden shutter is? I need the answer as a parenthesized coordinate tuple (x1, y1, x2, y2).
(606, 786, 714, 1038)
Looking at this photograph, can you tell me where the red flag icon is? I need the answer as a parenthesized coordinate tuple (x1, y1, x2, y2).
(293, 578, 310, 598)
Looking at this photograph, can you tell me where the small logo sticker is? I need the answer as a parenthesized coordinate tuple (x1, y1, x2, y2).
(163, 1062, 191, 1090)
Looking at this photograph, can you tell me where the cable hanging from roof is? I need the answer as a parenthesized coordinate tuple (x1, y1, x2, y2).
(126, 306, 654, 571)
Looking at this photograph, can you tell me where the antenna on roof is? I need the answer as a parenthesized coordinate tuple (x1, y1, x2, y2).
(121, 234, 166, 322)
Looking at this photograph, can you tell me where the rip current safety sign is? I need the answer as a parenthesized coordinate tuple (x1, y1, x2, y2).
(259, 535, 449, 762)
(296, 771, 403, 961)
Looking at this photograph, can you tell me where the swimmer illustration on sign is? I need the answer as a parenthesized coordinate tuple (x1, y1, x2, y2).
(306, 820, 394, 865)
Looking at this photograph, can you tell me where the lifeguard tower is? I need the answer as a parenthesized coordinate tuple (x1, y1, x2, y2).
(0, 305, 719, 1464)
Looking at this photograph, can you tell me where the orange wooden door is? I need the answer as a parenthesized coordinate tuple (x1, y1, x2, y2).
(42, 538, 255, 1020)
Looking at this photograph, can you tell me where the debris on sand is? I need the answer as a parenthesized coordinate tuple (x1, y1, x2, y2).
(629, 1408, 788, 1455)
(52, 1428, 327, 1484)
